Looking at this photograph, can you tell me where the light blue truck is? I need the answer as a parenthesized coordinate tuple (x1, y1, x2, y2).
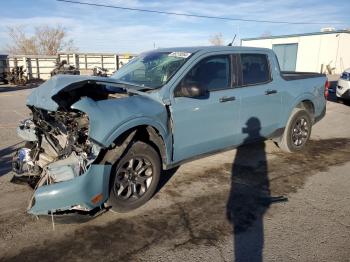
(13, 46, 327, 215)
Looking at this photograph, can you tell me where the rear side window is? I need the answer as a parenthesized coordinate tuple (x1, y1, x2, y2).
(241, 54, 271, 85)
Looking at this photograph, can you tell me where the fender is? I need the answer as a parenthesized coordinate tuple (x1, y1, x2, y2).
(105, 117, 172, 165)
(71, 96, 172, 165)
(279, 92, 317, 128)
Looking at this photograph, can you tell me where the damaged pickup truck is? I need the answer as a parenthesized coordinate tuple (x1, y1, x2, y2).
(13, 46, 327, 216)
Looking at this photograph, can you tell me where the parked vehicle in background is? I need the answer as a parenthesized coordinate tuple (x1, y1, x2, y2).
(6, 66, 27, 85)
(337, 68, 350, 103)
(93, 66, 108, 77)
(50, 59, 80, 77)
(13, 46, 327, 216)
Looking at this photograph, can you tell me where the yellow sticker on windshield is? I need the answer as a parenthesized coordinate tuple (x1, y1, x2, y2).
(168, 52, 191, 58)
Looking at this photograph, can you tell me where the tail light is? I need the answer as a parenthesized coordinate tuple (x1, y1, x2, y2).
(324, 80, 330, 99)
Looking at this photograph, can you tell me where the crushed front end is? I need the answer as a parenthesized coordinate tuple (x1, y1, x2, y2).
(12, 74, 165, 216)
(13, 107, 111, 215)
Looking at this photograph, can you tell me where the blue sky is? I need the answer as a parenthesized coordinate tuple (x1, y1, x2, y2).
(0, 0, 349, 53)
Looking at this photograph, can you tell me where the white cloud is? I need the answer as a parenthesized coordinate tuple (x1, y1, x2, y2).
(69, 22, 210, 52)
(0, 16, 76, 28)
(96, 0, 346, 24)
(0, 0, 348, 53)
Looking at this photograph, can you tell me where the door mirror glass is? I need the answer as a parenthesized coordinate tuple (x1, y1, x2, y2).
(178, 81, 206, 98)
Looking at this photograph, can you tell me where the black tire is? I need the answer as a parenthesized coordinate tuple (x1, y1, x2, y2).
(277, 108, 312, 153)
(107, 141, 161, 212)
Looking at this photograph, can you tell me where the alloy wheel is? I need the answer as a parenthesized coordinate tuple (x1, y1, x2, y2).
(113, 157, 153, 201)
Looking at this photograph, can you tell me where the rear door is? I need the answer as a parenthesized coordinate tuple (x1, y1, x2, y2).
(237, 53, 282, 142)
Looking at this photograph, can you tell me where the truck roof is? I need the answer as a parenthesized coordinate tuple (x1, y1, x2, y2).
(154, 46, 271, 53)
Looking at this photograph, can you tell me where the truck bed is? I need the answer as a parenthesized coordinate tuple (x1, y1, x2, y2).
(281, 71, 325, 81)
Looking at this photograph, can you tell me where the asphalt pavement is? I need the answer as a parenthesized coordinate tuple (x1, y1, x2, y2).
(0, 86, 349, 262)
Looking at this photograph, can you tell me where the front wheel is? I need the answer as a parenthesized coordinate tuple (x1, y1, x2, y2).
(276, 108, 312, 153)
(107, 141, 161, 212)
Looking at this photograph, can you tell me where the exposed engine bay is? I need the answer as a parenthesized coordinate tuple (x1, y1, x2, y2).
(12, 80, 133, 215)
(13, 108, 97, 182)
(11, 74, 167, 216)
(14, 81, 131, 180)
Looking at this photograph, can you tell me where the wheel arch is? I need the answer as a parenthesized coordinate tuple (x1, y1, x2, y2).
(296, 100, 315, 121)
(100, 121, 171, 169)
(281, 95, 316, 128)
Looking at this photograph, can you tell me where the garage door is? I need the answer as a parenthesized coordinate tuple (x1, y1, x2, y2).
(272, 43, 298, 71)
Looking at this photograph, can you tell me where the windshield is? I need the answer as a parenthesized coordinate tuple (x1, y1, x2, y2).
(111, 51, 192, 89)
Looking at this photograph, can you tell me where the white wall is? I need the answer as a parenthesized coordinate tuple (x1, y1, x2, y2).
(242, 32, 350, 74)
(6, 53, 135, 80)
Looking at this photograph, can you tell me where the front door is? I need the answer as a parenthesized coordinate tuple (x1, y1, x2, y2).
(170, 55, 240, 163)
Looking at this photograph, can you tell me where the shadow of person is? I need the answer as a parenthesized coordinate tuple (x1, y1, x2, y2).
(226, 117, 285, 262)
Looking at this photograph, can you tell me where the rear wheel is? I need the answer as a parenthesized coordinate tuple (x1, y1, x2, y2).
(277, 108, 312, 153)
(107, 141, 161, 212)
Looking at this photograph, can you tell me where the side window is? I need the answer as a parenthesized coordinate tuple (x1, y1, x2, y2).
(183, 55, 230, 91)
(241, 54, 271, 85)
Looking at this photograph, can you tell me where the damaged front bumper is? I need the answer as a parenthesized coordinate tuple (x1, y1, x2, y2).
(28, 164, 111, 215)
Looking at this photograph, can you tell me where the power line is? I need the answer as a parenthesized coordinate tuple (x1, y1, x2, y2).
(56, 0, 346, 25)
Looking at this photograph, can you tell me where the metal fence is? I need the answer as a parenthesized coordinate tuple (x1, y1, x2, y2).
(1, 53, 135, 80)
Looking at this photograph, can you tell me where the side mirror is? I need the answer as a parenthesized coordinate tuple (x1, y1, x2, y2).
(177, 81, 206, 98)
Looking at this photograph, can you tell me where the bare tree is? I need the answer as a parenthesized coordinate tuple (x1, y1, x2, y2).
(6, 25, 78, 55)
(209, 33, 224, 46)
(7, 26, 37, 55)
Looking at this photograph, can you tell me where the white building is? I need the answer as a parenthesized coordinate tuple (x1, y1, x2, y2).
(241, 30, 350, 74)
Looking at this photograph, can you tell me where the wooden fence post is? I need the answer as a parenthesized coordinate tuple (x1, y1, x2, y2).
(23, 57, 30, 80)
(27, 58, 33, 80)
(36, 58, 40, 79)
(73, 53, 79, 69)
(114, 54, 117, 71)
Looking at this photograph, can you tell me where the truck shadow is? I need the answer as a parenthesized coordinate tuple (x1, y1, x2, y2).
(155, 166, 180, 195)
(226, 117, 287, 262)
(2, 138, 350, 261)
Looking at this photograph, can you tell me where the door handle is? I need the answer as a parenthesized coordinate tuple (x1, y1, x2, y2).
(265, 89, 277, 95)
(219, 96, 236, 102)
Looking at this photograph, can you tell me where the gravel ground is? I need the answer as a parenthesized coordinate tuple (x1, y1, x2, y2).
(0, 86, 349, 262)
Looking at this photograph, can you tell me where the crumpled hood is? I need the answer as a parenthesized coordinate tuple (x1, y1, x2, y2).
(25, 74, 169, 148)
(26, 75, 139, 111)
